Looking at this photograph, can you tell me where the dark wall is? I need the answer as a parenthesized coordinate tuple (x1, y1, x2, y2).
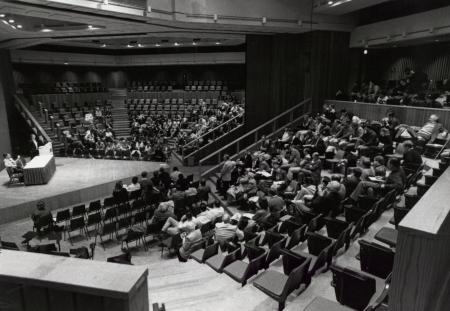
(350, 42, 450, 88)
(245, 31, 350, 129)
(13, 64, 246, 90)
(0, 50, 14, 169)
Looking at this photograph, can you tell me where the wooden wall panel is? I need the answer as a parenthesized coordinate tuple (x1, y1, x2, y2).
(327, 100, 450, 129)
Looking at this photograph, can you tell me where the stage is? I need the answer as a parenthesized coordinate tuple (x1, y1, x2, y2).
(0, 157, 164, 224)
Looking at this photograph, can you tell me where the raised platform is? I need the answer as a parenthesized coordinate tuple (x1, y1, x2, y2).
(0, 157, 164, 224)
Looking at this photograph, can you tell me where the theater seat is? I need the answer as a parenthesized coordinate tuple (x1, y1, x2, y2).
(223, 245, 267, 286)
(206, 247, 241, 273)
(253, 253, 311, 310)
(190, 241, 219, 263)
(374, 227, 398, 248)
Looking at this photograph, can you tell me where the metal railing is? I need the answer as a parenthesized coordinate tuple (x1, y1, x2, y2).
(14, 95, 52, 144)
(198, 98, 311, 178)
(181, 112, 245, 160)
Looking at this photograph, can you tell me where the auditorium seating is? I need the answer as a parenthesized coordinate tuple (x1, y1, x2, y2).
(22, 82, 108, 95)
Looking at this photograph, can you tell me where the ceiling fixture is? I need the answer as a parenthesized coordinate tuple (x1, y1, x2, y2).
(17, 24, 22, 29)
(64, 61, 69, 65)
(174, 42, 180, 46)
(126, 44, 133, 48)
(8, 19, 14, 23)
(101, 43, 107, 47)
(41, 28, 53, 32)
(192, 42, 197, 46)
(88, 25, 93, 29)
(1, 20, 8, 25)
(363, 49, 368, 55)
(215, 42, 221, 45)
(138, 43, 143, 47)
(328, 1, 334, 5)
(0, 14, 5, 18)
(155, 43, 160, 47)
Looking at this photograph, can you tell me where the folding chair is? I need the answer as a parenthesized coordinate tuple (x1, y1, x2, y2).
(67, 217, 88, 245)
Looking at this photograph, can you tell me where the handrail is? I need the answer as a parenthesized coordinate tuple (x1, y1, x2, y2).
(183, 123, 245, 160)
(198, 98, 311, 177)
(181, 112, 244, 159)
(14, 95, 52, 143)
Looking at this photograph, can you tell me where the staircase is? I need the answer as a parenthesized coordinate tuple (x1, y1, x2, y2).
(14, 95, 66, 156)
(109, 89, 130, 138)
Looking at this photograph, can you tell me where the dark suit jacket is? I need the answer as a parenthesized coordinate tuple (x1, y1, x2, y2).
(29, 140, 42, 157)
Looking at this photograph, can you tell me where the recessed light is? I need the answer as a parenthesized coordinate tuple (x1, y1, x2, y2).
(155, 43, 160, 47)
(8, 19, 14, 23)
(101, 44, 107, 47)
(126, 44, 133, 48)
(328, 1, 334, 5)
(41, 27, 53, 32)
(138, 43, 143, 47)
(2, 20, 8, 25)
(17, 24, 22, 29)
(174, 42, 180, 46)
(192, 42, 197, 46)
(363, 49, 368, 55)
(435, 39, 440, 42)
(215, 42, 221, 45)
(64, 62, 69, 65)
(0, 14, 5, 18)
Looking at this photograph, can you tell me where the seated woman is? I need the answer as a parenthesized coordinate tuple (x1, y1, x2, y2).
(126, 176, 141, 192)
(31, 201, 53, 233)
(112, 181, 128, 204)
(161, 212, 197, 236)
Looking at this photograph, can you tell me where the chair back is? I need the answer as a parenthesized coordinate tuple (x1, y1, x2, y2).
(87, 212, 102, 226)
(103, 196, 115, 208)
(102, 222, 117, 235)
(104, 207, 117, 221)
(325, 217, 350, 239)
(265, 237, 287, 268)
(72, 204, 86, 217)
(37, 213, 54, 229)
(306, 232, 333, 256)
(286, 224, 307, 249)
(56, 209, 71, 223)
(88, 200, 102, 213)
(331, 265, 376, 311)
(246, 250, 268, 280)
(359, 240, 395, 279)
(281, 256, 311, 300)
(70, 217, 85, 231)
(202, 241, 219, 262)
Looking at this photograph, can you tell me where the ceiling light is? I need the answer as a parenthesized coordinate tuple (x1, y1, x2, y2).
(192, 42, 197, 46)
(88, 25, 93, 29)
(174, 42, 180, 46)
(328, 1, 334, 5)
(8, 19, 14, 23)
(435, 39, 440, 42)
(64, 62, 69, 65)
(41, 28, 53, 32)
(2, 20, 8, 25)
(138, 43, 143, 47)
(0, 14, 5, 18)
(155, 43, 160, 47)
(17, 24, 22, 29)
(101, 43, 107, 47)
(126, 44, 133, 48)
(215, 42, 221, 45)
(363, 49, 368, 55)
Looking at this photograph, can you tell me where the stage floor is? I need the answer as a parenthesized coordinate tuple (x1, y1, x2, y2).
(0, 157, 164, 224)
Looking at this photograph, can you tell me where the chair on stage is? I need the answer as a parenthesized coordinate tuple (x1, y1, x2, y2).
(6, 167, 23, 186)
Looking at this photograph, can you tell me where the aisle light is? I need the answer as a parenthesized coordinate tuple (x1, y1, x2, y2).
(363, 49, 368, 55)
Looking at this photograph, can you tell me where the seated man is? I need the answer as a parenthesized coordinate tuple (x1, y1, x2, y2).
(31, 201, 53, 233)
(416, 114, 446, 147)
(177, 228, 203, 262)
(3, 153, 23, 173)
(298, 180, 342, 217)
(161, 212, 197, 236)
(152, 203, 176, 227)
(214, 214, 244, 246)
(349, 158, 406, 202)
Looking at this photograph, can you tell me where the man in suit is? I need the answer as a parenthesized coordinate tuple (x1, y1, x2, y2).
(29, 134, 43, 158)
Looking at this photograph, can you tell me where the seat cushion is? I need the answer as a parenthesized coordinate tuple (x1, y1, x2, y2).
(253, 270, 288, 297)
(206, 254, 225, 272)
(223, 260, 248, 282)
(190, 249, 205, 262)
(374, 227, 398, 247)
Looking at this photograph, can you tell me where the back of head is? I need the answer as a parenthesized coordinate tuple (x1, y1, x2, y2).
(141, 171, 148, 178)
(352, 167, 362, 178)
(403, 140, 413, 149)
(132, 176, 138, 184)
(389, 158, 401, 170)
(222, 214, 231, 223)
(374, 155, 385, 166)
